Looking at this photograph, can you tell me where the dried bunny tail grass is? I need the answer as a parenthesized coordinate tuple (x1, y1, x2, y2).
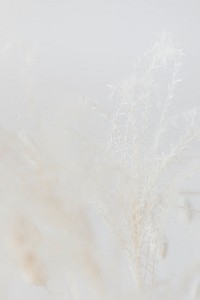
(15, 129, 108, 297)
(1, 33, 199, 299)
(127, 198, 148, 287)
(87, 33, 200, 292)
(21, 251, 47, 286)
(6, 215, 47, 286)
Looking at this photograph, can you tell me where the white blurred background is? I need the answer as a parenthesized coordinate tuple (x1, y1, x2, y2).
(0, 1, 200, 299)
(0, 0, 200, 128)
